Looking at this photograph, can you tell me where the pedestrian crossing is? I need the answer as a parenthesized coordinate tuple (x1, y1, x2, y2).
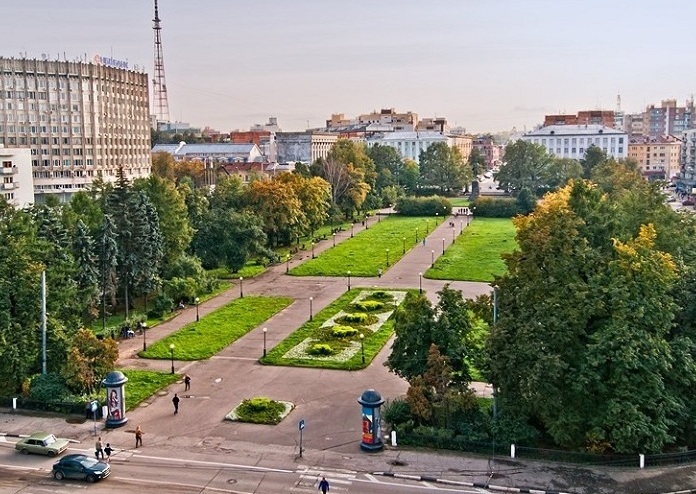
(290, 467, 355, 493)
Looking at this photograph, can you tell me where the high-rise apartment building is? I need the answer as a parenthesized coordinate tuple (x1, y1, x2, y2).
(627, 135, 682, 181)
(0, 56, 151, 203)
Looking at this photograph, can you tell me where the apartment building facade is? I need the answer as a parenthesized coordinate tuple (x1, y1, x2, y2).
(275, 131, 338, 164)
(628, 135, 682, 181)
(0, 56, 151, 203)
(0, 145, 33, 207)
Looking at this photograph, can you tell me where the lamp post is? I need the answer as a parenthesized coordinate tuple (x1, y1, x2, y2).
(460, 220, 463, 235)
(402, 237, 406, 254)
(452, 227, 456, 244)
(262, 327, 267, 357)
(425, 220, 429, 233)
(442, 237, 446, 255)
(386, 248, 390, 267)
(286, 254, 290, 273)
(309, 297, 313, 321)
(431, 249, 435, 268)
(169, 343, 175, 374)
(332, 232, 336, 247)
(347, 271, 351, 292)
(365, 215, 369, 229)
(351, 223, 354, 238)
(142, 321, 147, 351)
(415, 227, 419, 243)
(360, 333, 365, 364)
(311, 242, 315, 259)
(239, 277, 244, 298)
(195, 296, 200, 322)
(419, 272, 423, 294)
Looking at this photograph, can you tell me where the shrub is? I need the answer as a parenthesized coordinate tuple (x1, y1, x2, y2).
(308, 343, 334, 356)
(331, 325, 359, 338)
(383, 398, 414, 428)
(355, 300, 384, 312)
(470, 197, 518, 218)
(395, 196, 452, 216)
(235, 397, 287, 425)
(342, 312, 370, 323)
(369, 291, 394, 301)
(149, 293, 173, 318)
(28, 373, 70, 402)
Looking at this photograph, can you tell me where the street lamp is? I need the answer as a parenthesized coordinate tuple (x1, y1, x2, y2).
(311, 242, 315, 259)
(365, 215, 369, 229)
(347, 271, 351, 292)
(419, 272, 423, 294)
(239, 277, 244, 298)
(460, 220, 463, 235)
(169, 343, 175, 374)
(309, 297, 313, 321)
(262, 327, 267, 357)
(402, 237, 406, 254)
(286, 254, 290, 273)
(431, 249, 435, 268)
(351, 223, 354, 238)
(360, 333, 365, 364)
(442, 237, 446, 255)
(332, 232, 336, 247)
(415, 227, 419, 243)
(142, 321, 147, 351)
(386, 248, 390, 267)
(195, 296, 200, 322)
(452, 227, 456, 244)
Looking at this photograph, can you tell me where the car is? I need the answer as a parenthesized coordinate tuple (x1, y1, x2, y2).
(15, 432, 70, 457)
(682, 198, 695, 206)
(53, 454, 110, 483)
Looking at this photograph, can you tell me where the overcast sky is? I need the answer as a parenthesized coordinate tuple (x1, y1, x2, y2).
(5, 1, 696, 133)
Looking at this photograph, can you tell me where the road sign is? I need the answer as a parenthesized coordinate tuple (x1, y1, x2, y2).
(90, 400, 99, 412)
(299, 419, 305, 431)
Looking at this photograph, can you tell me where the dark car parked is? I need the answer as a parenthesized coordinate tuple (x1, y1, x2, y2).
(52, 454, 110, 483)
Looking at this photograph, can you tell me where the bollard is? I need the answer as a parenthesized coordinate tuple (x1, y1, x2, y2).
(102, 406, 108, 420)
(391, 430, 397, 447)
(12, 397, 17, 410)
(511, 444, 516, 458)
(639, 453, 645, 469)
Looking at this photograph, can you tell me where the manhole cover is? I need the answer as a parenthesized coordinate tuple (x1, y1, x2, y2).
(226, 479, 237, 485)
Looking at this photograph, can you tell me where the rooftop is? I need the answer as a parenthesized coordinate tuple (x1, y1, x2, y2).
(525, 124, 626, 137)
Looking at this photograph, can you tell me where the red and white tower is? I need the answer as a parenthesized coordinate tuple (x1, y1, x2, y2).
(152, 0, 170, 124)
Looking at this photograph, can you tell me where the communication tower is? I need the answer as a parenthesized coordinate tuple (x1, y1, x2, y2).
(152, 0, 170, 124)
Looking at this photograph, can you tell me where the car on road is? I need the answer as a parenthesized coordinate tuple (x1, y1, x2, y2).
(52, 454, 111, 483)
(15, 432, 70, 457)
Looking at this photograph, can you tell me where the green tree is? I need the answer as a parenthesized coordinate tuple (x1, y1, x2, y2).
(418, 142, 470, 195)
(62, 328, 118, 394)
(497, 140, 554, 195)
(581, 145, 608, 179)
(73, 219, 100, 321)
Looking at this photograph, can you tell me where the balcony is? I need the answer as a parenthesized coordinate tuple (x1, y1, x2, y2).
(3, 182, 19, 190)
(1, 166, 18, 175)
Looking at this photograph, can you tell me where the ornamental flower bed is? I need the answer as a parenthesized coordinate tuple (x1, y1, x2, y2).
(262, 289, 409, 370)
(225, 396, 294, 425)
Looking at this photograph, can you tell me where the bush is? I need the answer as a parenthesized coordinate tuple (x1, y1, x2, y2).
(308, 343, 334, 356)
(369, 291, 394, 301)
(149, 293, 173, 318)
(331, 325, 359, 338)
(395, 196, 452, 216)
(355, 300, 384, 312)
(235, 397, 286, 425)
(470, 197, 519, 218)
(28, 374, 70, 402)
(383, 398, 414, 428)
(341, 312, 370, 323)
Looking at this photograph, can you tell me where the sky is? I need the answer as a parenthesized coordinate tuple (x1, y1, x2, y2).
(5, 1, 696, 133)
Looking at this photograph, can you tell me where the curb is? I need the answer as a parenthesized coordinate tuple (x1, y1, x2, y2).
(374, 471, 573, 494)
(0, 433, 29, 438)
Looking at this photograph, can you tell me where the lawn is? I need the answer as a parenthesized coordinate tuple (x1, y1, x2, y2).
(426, 217, 517, 282)
(289, 216, 444, 277)
(449, 198, 470, 207)
(262, 288, 411, 370)
(139, 296, 293, 360)
(120, 369, 179, 410)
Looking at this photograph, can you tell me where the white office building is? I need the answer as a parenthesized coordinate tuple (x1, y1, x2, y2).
(366, 131, 449, 164)
(521, 125, 628, 160)
(0, 145, 33, 208)
(0, 56, 151, 203)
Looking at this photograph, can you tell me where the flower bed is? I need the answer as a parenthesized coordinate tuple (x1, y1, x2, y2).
(225, 397, 294, 425)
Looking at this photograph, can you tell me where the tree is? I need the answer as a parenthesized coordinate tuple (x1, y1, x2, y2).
(546, 157, 583, 191)
(581, 145, 608, 179)
(418, 142, 470, 195)
(245, 178, 304, 247)
(73, 219, 100, 321)
(278, 173, 331, 239)
(62, 329, 118, 394)
(497, 140, 554, 195)
(487, 178, 696, 453)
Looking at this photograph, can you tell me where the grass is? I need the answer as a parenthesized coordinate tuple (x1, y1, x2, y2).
(426, 217, 517, 282)
(449, 198, 470, 207)
(228, 397, 292, 425)
(139, 296, 293, 360)
(120, 369, 179, 410)
(207, 263, 266, 280)
(262, 288, 412, 370)
(289, 216, 444, 277)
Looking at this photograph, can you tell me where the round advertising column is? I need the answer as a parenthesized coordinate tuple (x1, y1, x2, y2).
(358, 389, 385, 451)
(102, 370, 128, 428)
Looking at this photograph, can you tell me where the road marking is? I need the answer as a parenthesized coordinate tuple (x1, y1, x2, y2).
(133, 453, 294, 473)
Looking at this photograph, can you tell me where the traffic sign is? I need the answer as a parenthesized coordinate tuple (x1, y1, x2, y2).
(299, 419, 305, 431)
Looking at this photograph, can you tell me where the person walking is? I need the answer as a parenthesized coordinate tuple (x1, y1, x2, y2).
(104, 443, 113, 462)
(95, 437, 104, 459)
(184, 374, 191, 391)
(318, 476, 330, 493)
(172, 393, 180, 414)
(135, 425, 143, 448)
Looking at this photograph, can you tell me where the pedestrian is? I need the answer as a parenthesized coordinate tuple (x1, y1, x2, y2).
(318, 476, 330, 493)
(104, 443, 113, 462)
(135, 425, 143, 448)
(95, 437, 104, 459)
(172, 393, 180, 414)
(184, 374, 191, 391)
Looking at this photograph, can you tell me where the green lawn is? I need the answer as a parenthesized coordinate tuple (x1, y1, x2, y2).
(289, 216, 444, 277)
(449, 198, 470, 207)
(426, 217, 517, 282)
(262, 288, 411, 370)
(121, 369, 179, 410)
(139, 296, 293, 360)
